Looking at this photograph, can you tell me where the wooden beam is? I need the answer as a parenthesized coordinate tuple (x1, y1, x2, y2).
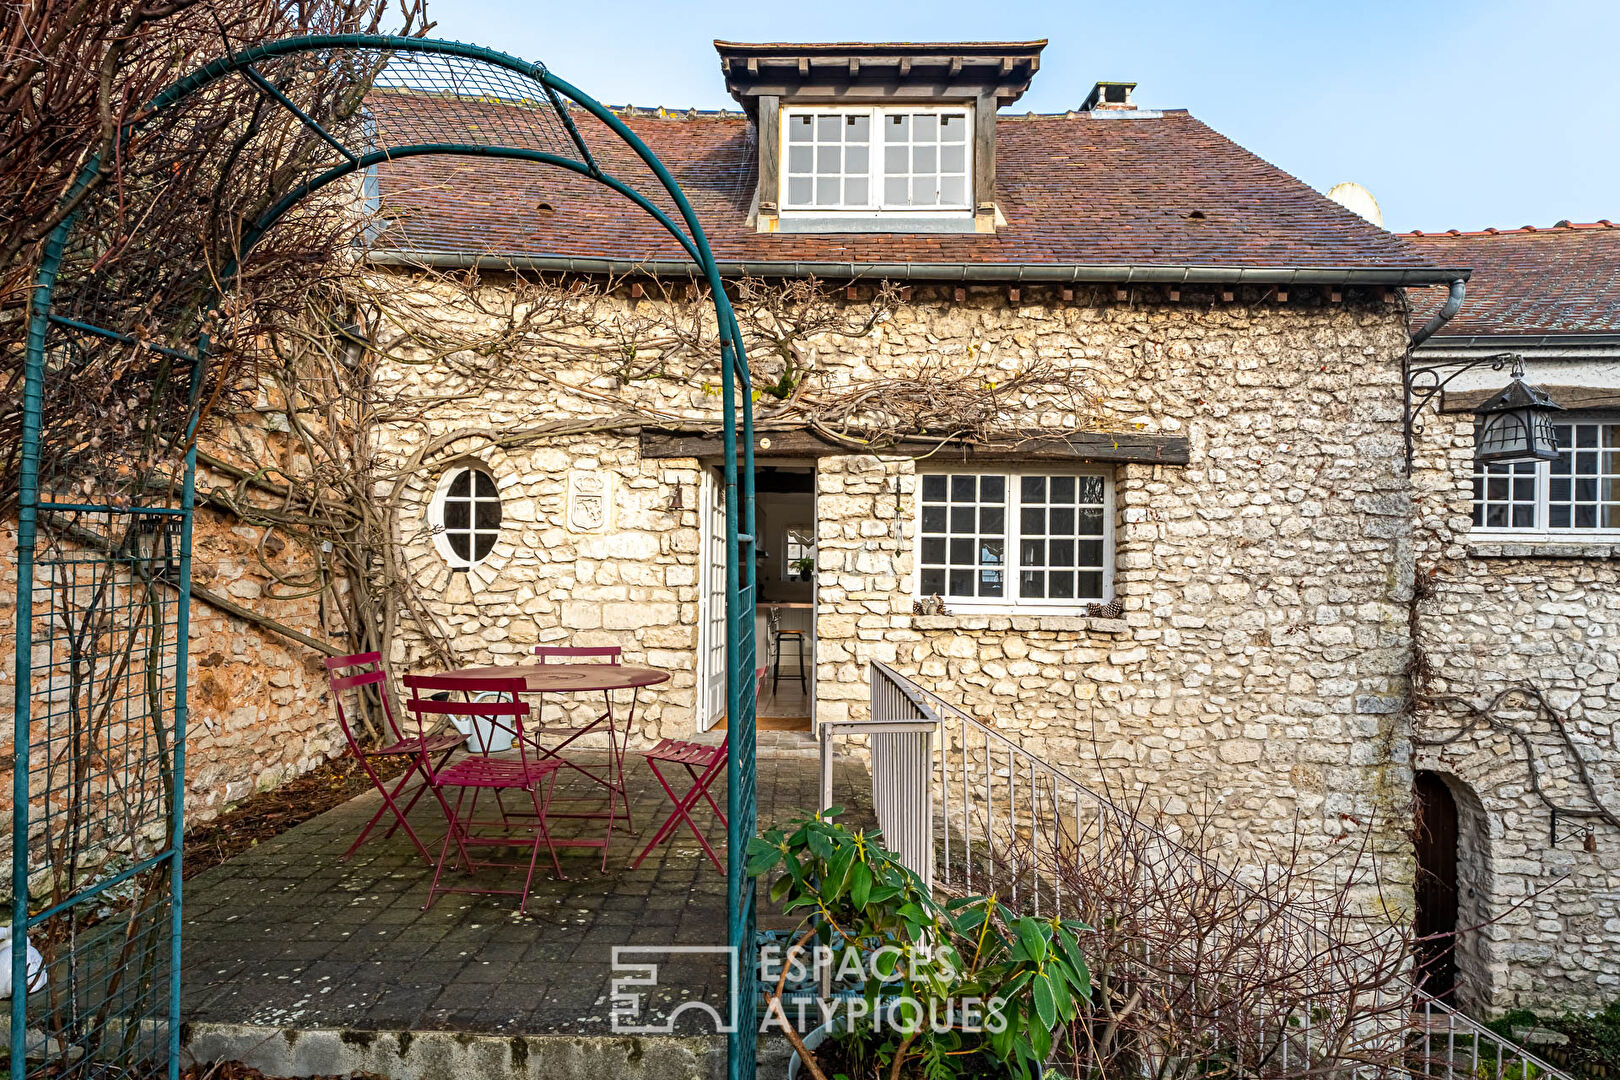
(640, 427, 1192, 465)
(756, 94, 780, 221)
(954, 287, 967, 303)
(1442, 384, 1620, 413)
(973, 92, 997, 227)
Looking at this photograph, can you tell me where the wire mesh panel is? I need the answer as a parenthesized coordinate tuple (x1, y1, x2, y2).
(9, 506, 189, 1079)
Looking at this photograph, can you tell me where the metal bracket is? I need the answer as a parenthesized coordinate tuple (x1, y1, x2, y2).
(1550, 808, 1598, 851)
(1402, 351, 1523, 467)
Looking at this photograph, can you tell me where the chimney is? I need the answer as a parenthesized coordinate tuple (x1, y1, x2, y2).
(1083, 81, 1136, 111)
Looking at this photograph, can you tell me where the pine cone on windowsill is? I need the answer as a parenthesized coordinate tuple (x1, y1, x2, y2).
(1086, 599, 1124, 619)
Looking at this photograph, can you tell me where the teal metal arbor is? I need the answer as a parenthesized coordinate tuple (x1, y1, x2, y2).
(12, 35, 758, 1080)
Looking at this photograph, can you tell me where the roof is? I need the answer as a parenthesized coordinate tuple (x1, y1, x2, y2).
(1404, 222, 1620, 337)
(366, 90, 1456, 282)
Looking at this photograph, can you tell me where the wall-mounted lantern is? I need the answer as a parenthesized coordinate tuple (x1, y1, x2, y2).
(1403, 352, 1565, 468)
(1472, 360, 1564, 464)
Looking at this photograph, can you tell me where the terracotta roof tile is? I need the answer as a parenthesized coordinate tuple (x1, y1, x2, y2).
(1404, 222, 1620, 336)
(368, 91, 1447, 276)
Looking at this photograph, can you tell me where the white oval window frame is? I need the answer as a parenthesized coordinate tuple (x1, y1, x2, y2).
(429, 463, 504, 570)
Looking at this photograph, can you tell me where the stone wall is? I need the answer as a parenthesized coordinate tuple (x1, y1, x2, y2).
(0, 507, 342, 881)
(808, 291, 1418, 882)
(1412, 410, 1620, 1013)
(385, 431, 704, 742)
(371, 285, 1422, 892)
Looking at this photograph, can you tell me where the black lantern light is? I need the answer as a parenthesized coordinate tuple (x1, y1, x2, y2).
(1472, 358, 1564, 465)
(1404, 352, 1566, 469)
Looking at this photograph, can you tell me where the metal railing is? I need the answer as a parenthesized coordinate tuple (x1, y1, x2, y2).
(818, 667, 939, 889)
(841, 660, 1572, 1080)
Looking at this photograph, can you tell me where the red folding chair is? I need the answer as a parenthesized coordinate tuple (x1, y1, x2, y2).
(531, 645, 633, 827)
(403, 674, 565, 913)
(323, 652, 466, 865)
(631, 736, 728, 873)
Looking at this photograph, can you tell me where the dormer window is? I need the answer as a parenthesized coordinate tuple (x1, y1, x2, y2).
(715, 40, 1045, 235)
(782, 107, 971, 213)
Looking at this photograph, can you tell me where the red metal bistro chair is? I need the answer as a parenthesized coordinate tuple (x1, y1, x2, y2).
(531, 645, 633, 827)
(403, 674, 565, 914)
(323, 652, 466, 865)
(631, 736, 728, 873)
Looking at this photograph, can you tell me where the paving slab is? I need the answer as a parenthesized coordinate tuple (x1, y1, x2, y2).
(180, 733, 873, 1039)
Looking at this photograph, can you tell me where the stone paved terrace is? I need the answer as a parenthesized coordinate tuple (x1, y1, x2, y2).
(179, 733, 872, 1050)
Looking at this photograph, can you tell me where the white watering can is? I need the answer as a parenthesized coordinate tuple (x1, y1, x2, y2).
(0, 925, 47, 998)
(449, 691, 516, 754)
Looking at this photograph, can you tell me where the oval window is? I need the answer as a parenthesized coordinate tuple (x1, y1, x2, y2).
(432, 466, 501, 568)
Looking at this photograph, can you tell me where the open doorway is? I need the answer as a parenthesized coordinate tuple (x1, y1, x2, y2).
(1414, 770, 1460, 999)
(754, 466, 816, 729)
(697, 464, 817, 732)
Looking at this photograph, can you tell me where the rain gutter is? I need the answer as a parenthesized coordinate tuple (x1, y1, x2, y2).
(365, 248, 1472, 288)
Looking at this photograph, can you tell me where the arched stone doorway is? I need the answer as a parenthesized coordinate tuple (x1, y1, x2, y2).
(1414, 769, 1491, 1008)
(1414, 770, 1460, 996)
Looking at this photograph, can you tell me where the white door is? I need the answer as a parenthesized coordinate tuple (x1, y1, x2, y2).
(697, 469, 728, 731)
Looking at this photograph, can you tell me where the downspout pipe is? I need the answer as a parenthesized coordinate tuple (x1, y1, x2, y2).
(1401, 276, 1468, 471)
(1409, 277, 1467, 349)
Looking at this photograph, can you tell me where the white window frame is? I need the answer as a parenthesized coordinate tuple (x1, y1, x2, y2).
(912, 468, 1114, 614)
(779, 105, 973, 214)
(429, 464, 503, 569)
(1470, 413, 1620, 539)
(781, 524, 815, 582)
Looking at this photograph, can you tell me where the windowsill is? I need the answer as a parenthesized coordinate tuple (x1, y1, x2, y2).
(775, 212, 977, 234)
(911, 613, 1130, 635)
(1467, 536, 1620, 559)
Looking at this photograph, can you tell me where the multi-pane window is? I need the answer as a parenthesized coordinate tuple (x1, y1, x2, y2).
(784, 112, 870, 208)
(917, 471, 1111, 609)
(432, 466, 502, 567)
(882, 111, 968, 208)
(782, 107, 971, 212)
(1472, 417, 1620, 533)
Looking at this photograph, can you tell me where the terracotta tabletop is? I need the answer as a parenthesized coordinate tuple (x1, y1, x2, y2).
(434, 662, 671, 694)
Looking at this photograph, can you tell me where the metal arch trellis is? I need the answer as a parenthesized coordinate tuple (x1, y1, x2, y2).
(11, 34, 759, 1080)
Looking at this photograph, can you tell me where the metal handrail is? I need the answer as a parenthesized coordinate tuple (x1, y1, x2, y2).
(1413, 990, 1570, 1080)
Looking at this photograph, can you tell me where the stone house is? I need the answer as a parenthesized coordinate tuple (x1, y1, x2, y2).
(350, 41, 1620, 1014)
(8, 37, 1611, 1021)
(1404, 221, 1620, 1012)
(365, 38, 1447, 959)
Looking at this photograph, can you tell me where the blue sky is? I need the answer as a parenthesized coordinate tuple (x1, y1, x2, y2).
(433, 0, 1618, 233)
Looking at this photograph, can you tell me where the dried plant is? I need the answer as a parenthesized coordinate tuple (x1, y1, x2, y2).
(965, 798, 1428, 1080)
(0, 0, 431, 509)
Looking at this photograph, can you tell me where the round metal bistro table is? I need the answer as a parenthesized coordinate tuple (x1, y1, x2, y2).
(430, 662, 671, 857)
